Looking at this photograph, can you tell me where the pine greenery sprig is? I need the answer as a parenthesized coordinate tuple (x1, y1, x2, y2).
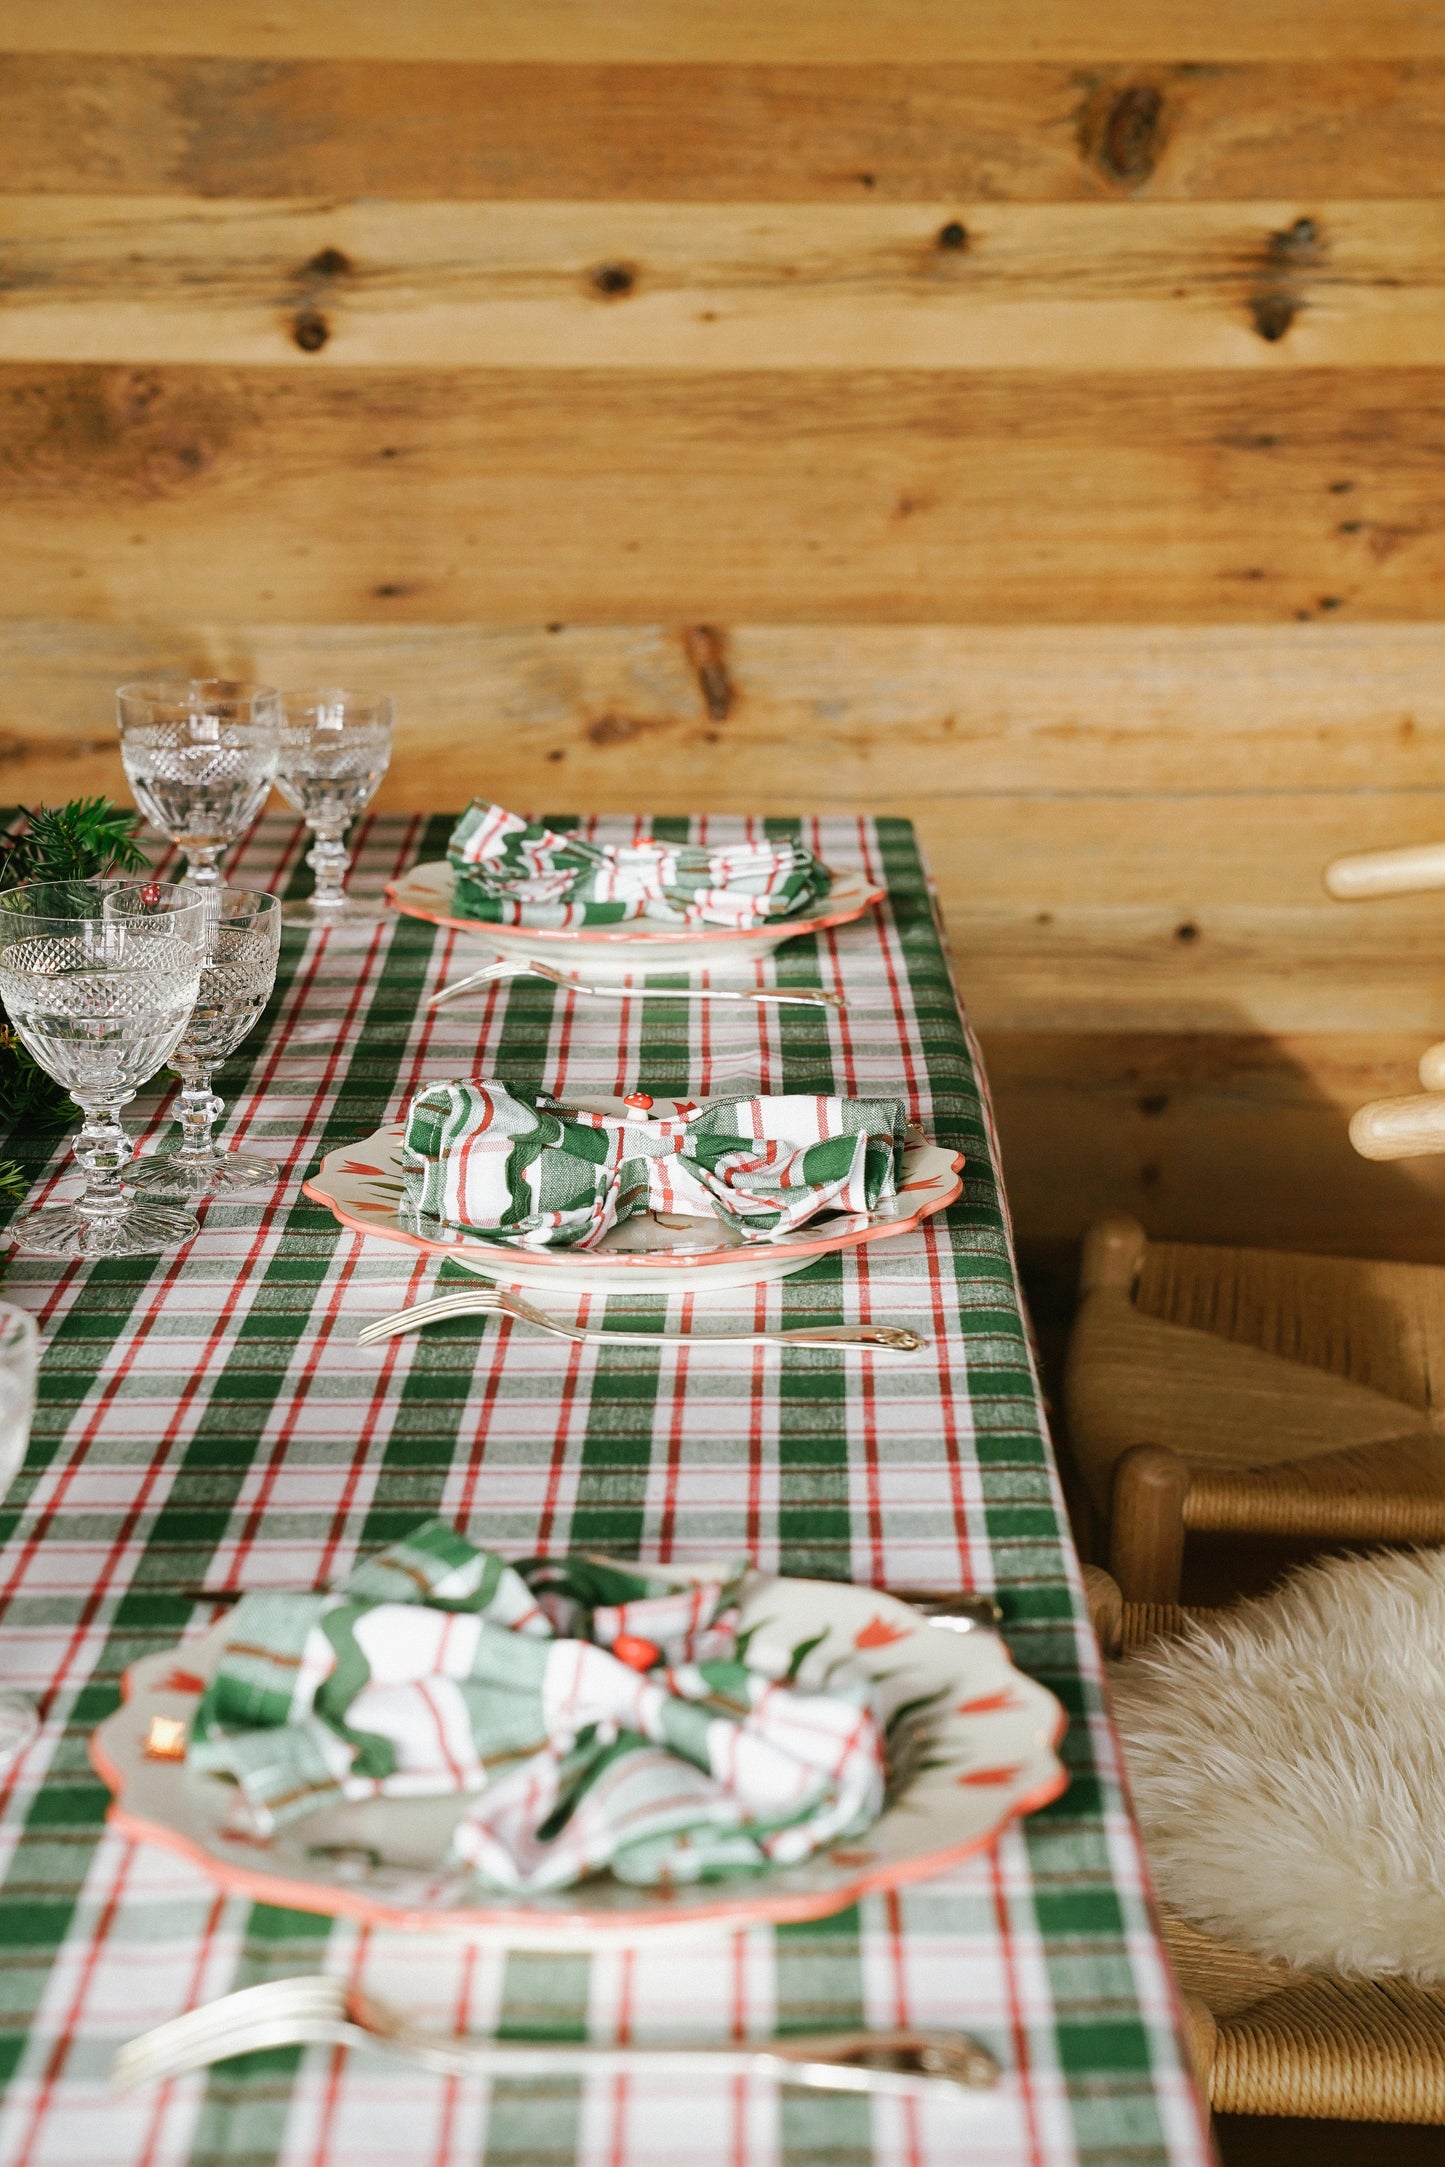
(0, 796, 151, 1153)
(0, 796, 148, 892)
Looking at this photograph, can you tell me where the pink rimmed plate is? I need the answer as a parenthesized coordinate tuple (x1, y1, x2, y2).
(302, 1101, 963, 1296)
(386, 861, 884, 983)
(91, 1570, 1066, 1951)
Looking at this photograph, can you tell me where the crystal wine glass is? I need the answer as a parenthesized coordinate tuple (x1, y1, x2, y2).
(275, 689, 394, 929)
(117, 680, 282, 889)
(131, 890, 282, 1202)
(0, 880, 209, 1258)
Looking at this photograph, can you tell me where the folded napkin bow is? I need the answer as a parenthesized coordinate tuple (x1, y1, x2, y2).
(190, 1522, 884, 1893)
(401, 1080, 908, 1248)
(447, 803, 831, 930)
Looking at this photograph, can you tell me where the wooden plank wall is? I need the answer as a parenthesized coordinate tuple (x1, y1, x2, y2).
(5, 1, 1445, 1258)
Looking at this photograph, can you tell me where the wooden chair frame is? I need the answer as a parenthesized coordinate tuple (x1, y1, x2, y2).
(1066, 1216, 1445, 1605)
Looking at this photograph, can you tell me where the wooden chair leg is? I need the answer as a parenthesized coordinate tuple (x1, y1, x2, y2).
(1079, 1214, 1148, 1297)
(1110, 1444, 1190, 1605)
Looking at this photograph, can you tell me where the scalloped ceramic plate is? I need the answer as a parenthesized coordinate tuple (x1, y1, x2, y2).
(302, 1102, 963, 1295)
(386, 861, 884, 981)
(91, 1572, 1066, 1950)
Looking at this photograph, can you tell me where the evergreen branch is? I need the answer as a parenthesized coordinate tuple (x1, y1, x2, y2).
(0, 796, 148, 889)
(0, 797, 155, 1137)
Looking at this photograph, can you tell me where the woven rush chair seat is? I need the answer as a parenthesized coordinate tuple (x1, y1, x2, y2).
(1065, 1216, 1445, 1603)
(1086, 1569, 1445, 2124)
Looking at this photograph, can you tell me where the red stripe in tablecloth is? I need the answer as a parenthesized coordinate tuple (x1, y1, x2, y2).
(991, 1847, 1048, 2167)
(431, 1940, 479, 2167)
(364, 930, 510, 1551)
(429, 967, 520, 1528)
(885, 1888, 925, 2167)
(855, 815, 977, 1595)
(852, 1233, 885, 1590)
(919, 1218, 974, 1593)
(132, 1888, 229, 2167)
(852, 814, 920, 1105)
(534, 985, 592, 1556)
(418, 1675, 470, 1792)
(8, 1838, 140, 2167)
(312, 1249, 432, 1586)
(606, 1949, 635, 2167)
(652, 1290, 694, 1563)
(213, 823, 431, 1592)
(310, 1925, 372, 2167)
(746, 1315, 765, 1560)
(611, 987, 635, 1101)
(191, 818, 313, 1168)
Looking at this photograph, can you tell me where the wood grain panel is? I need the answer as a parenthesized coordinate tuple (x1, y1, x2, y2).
(985, 1031, 1445, 1259)
(6, 2, 1439, 63)
(1, 365, 1441, 623)
(924, 791, 1445, 1034)
(8, 198, 1445, 371)
(3, 56, 1443, 201)
(3, 621, 1444, 803)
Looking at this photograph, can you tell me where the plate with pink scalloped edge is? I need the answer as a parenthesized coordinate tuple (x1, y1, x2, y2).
(90, 1570, 1067, 1951)
(386, 860, 885, 982)
(301, 1101, 963, 1296)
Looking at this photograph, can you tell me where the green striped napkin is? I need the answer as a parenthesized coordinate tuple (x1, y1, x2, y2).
(189, 1522, 884, 1893)
(447, 803, 831, 928)
(400, 1081, 907, 1248)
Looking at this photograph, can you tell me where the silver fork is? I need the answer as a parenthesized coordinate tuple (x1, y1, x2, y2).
(358, 1285, 924, 1354)
(428, 958, 844, 1011)
(114, 1976, 1000, 2096)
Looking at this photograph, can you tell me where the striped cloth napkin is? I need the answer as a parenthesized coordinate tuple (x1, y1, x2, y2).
(446, 802, 832, 929)
(400, 1081, 908, 1248)
(189, 1522, 884, 1893)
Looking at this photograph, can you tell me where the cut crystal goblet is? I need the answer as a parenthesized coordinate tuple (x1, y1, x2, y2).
(275, 689, 394, 930)
(0, 881, 209, 1258)
(131, 890, 282, 1202)
(117, 679, 281, 890)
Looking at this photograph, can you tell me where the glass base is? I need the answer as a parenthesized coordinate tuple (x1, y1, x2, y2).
(281, 896, 389, 931)
(9, 1197, 199, 1258)
(131, 1149, 281, 1201)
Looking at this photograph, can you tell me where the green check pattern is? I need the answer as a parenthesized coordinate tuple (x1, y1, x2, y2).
(0, 814, 1208, 2167)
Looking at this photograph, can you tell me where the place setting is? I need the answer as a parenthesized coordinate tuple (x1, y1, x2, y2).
(96, 1521, 1061, 2102)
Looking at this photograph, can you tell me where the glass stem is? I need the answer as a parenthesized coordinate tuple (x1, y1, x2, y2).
(175, 1072, 223, 1166)
(183, 845, 224, 889)
(71, 1099, 135, 1224)
(306, 824, 350, 910)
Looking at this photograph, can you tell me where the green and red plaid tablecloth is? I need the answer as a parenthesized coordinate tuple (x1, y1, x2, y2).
(0, 814, 1210, 2167)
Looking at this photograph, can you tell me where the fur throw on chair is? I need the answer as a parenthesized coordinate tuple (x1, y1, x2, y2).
(1110, 1546, 1445, 1982)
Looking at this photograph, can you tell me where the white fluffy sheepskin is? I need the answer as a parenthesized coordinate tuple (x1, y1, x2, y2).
(1110, 1546, 1445, 1981)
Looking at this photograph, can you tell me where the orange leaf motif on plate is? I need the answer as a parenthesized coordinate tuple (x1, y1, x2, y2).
(958, 1765, 1023, 1786)
(854, 1614, 912, 1650)
(956, 1690, 1016, 1717)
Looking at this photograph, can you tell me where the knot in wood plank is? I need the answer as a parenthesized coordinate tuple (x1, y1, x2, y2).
(291, 309, 330, 352)
(1081, 82, 1166, 189)
(1249, 293, 1298, 343)
(589, 262, 637, 299)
